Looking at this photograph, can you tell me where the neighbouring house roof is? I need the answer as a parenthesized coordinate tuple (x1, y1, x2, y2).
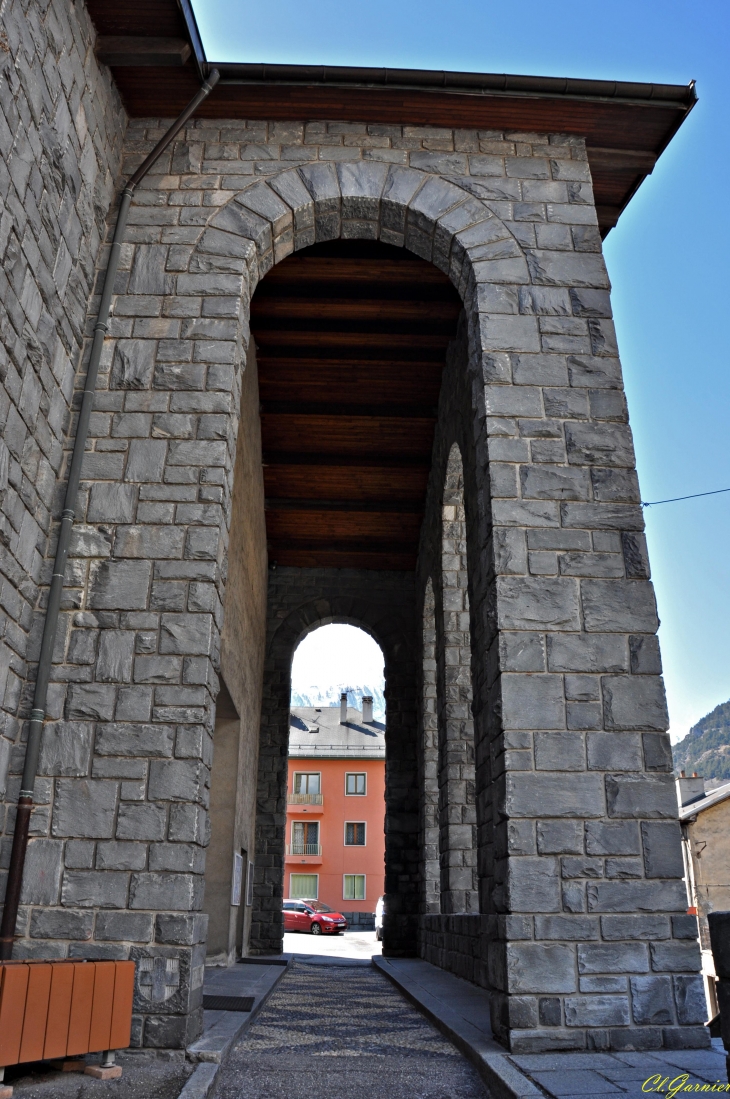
(678, 781, 730, 822)
(289, 706, 385, 759)
(84, 0, 697, 236)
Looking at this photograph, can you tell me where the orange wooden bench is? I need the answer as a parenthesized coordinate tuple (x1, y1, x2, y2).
(0, 959, 134, 1094)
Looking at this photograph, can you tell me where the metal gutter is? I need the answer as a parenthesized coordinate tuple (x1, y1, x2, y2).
(176, 0, 208, 81)
(162, 6, 698, 111)
(0, 69, 221, 960)
(206, 63, 697, 109)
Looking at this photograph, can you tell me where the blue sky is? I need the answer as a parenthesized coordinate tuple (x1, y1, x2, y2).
(192, 0, 730, 742)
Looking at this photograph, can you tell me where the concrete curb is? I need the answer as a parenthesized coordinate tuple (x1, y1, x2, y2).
(373, 957, 540, 1099)
(180, 957, 293, 1097)
(187, 957, 292, 1064)
(178, 1062, 219, 1099)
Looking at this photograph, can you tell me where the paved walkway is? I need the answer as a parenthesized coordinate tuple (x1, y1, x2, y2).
(212, 960, 490, 1099)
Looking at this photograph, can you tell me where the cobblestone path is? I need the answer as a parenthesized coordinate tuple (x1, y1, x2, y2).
(214, 962, 490, 1099)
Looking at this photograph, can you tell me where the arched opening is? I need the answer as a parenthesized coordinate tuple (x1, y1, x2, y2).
(242, 237, 462, 957)
(437, 444, 477, 914)
(285, 624, 385, 931)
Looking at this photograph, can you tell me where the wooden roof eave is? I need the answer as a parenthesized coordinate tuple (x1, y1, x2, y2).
(86, 0, 696, 237)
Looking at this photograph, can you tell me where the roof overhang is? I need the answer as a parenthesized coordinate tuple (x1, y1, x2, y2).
(678, 782, 730, 821)
(86, 0, 696, 235)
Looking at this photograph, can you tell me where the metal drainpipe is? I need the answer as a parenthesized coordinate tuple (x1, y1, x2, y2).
(0, 69, 220, 960)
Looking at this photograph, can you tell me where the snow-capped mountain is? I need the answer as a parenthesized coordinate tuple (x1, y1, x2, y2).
(290, 683, 386, 721)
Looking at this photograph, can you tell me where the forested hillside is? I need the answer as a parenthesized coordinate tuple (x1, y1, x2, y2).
(673, 700, 730, 781)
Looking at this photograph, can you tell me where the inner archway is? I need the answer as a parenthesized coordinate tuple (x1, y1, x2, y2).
(246, 238, 463, 958)
(286, 624, 386, 932)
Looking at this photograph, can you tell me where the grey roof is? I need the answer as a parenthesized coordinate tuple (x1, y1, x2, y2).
(678, 780, 730, 822)
(289, 705, 385, 759)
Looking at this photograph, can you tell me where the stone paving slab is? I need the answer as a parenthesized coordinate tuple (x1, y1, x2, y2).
(531, 1069, 624, 1094)
(514, 1046, 729, 1097)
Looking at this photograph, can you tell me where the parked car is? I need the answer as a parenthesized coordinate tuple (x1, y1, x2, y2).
(283, 899, 348, 935)
(374, 895, 384, 941)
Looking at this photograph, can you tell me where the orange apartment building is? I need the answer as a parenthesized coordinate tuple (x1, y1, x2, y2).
(286, 694, 385, 924)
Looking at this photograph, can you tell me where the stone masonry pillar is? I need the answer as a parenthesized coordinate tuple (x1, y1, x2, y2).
(438, 445, 477, 914)
(478, 284, 708, 1052)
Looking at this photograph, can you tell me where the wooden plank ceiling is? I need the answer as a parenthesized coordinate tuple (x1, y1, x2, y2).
(251, 241, 461, 571)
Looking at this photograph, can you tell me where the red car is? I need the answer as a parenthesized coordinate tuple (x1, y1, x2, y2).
(283, 899, 348, 935)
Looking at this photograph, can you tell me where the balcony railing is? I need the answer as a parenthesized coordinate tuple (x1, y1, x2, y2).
(288, 793, 324, 805)
(286, 844, 322, 856)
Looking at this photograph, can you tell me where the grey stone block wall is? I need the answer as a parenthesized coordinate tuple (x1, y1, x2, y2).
(0, 0, 125, 918)
(0, 75, 703, 1053)
(342, 910, 375, 930)
(419, 579, 440, 915)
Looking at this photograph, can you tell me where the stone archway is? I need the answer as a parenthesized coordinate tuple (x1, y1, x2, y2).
(22, 132, 695, 1052)
(187, 166, 520, 961)
(250, 574, 417, 957)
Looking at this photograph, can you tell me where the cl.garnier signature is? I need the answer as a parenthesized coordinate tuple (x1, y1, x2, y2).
(642, 1075, 730, 1095)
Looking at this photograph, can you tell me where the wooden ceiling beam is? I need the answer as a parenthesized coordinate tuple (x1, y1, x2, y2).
(263, 466, 427, 497)
(270, 549, 417, 570)
(267, 537, 418, 553)
(95, 36, 190, 66)
(261, 401, 437, 418)
(255, 331, 452, 351)
(265, 498, 424, 513)
(261, 257, 456, 285)
(261, 451, 430, 469)
(261, 418, 436, 456)
(251, 299, 460, 323)
(257, 361, 444, 404)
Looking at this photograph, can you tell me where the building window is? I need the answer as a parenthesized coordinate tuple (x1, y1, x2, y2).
(345, 772, 366, 796)
(290, 873, 318, 899)
(343, 874, 366, 901)
(345, 822, 366, 846)
(293, 772, 320, 795)
(291, 820, 320, 854)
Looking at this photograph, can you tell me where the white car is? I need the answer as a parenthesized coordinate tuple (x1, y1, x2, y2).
(374, 895, 384, 941)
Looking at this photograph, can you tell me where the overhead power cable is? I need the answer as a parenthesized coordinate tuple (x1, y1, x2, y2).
(642, 487, 730, 508)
